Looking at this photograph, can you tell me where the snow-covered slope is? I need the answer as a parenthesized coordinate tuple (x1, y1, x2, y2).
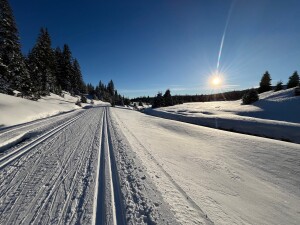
(0, 92, 108, 128)
(112, 107, 300, 225)
(145, 88, 300, 143)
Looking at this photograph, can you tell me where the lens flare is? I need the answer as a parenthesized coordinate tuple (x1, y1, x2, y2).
(209, 72, 223, 88)
(217, 0, 235, 71)
(212, 77, 221, 86)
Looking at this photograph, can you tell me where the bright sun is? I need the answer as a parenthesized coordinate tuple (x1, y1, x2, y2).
(210, 74, 223, 88)
(212, 77, 221, 86)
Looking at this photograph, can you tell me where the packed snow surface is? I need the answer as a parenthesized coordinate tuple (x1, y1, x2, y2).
(0, 107, 178, 224)
(112, 107, 300, 225)
(145, 88, 300, 143)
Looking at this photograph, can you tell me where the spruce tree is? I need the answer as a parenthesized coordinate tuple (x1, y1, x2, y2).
(27, 50, 42, 98)
(152, 92, 164, 108)
(27, 28, 56, 96)
(0, 56, 9, 93)
(287, 71, 299, 88)
(53, 47, 63, 94)
(258, 71, 272, 93)
(107, 80, 115, 96)
(0, 0, 30, 94)
(72, 59, 85, 94)
(163, 89, 173, 106)
(61, 44, 73, 93)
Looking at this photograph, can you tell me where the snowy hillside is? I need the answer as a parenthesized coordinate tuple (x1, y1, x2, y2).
(145, 88, 300, 143)
(0, 92, 108, 127)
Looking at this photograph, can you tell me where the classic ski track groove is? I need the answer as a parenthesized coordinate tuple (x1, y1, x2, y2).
(0, 110, 88, 169)
(93, 108, 126, 225)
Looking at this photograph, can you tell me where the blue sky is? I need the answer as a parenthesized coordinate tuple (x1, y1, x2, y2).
(10, 0, 300, 98)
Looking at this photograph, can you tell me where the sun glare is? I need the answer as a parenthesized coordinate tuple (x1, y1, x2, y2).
(212, 77, 221, 86)
(209, 73, 223, 88)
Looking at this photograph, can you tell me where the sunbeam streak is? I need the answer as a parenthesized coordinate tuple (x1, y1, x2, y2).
(217, 0, 236, 71)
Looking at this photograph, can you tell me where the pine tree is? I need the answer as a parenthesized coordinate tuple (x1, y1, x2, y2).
(60, 44, 73, 93)
(72, 59, 85, 94)
(0, 56, 9, 93)
(258, 71, 272, 93)
(0, 0, 30, 94)
(27, 28, 56, 96)
(287, 71, 299, 88)
(53, 47, 63, 94)
(107, 80, 115, 96)
(274, 81, 283, 92)
(152, 92, 164, 108)
(163, 89, 173, 106)
(27, 50, 42, 98)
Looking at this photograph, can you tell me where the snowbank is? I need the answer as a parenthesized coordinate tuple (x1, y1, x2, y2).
(0, 92, 108, 127)
(144, 89, 300, 143)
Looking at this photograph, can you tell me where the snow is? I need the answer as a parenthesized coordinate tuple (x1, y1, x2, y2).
(0, 92, 108, 128)
(0, 107, 179, 224)
(1, 88, 300, 224)
(112, 107, 300, 225)
(145, 88, 300, 143)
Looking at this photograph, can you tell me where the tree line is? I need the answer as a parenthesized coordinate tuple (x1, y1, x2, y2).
(86, 80, 130, 106)
(132, 89, 250, 108)
(242, 70, 299, 104)
(0, 0, 86, 98)
(134, 70, 300, 108)
(0, 0, 125, 105)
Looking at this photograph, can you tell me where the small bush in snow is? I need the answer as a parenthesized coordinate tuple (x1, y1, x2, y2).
(242, 89, 259, 104)
(75, 100, 82, 107)
(274, 81, 283, 92)
(81, 95, 87, 103)
(7, 89, 14, 96)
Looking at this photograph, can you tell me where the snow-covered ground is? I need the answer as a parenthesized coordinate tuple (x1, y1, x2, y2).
(145, 88, 300, 143)
(0, 107, 179, 224)
(112, 107, 300, 225)
(0, 92, 108, 128)
(1, 90, 300, 224)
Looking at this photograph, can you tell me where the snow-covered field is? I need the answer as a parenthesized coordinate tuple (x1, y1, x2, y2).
(0, 92, 107, 128)
(145, 88, 300, 143)
(112, 107, 300, 225)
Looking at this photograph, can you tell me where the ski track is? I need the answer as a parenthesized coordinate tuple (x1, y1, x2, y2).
(111, 109, 213, 225)
(93, 108, 126, 225)
(0, 106, 192, 225)
(0, 109, 84, 153)
(0, 110, 89, 169)
(0, 107, 105, 224)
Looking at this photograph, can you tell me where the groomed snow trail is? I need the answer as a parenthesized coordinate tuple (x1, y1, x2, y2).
(0, 111, 88, 169)
(0, 109, 84, 152)
(93, 108, 126, 225)
(0, 107, 104, 224)
(0, 106, 179, 225)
